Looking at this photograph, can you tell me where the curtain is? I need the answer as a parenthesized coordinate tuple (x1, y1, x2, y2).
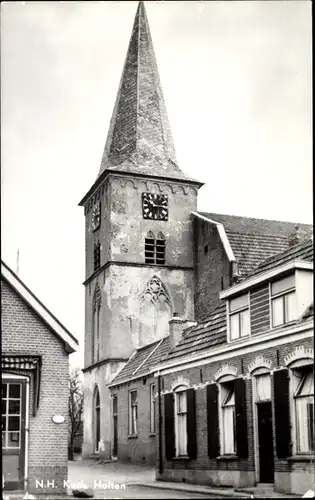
(256, 374, 271, 402)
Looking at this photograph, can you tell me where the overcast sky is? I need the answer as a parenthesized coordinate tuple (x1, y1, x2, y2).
(1, 1, 312, 369)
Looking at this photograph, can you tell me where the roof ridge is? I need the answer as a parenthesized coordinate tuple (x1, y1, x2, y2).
(200, 212, 313, 227)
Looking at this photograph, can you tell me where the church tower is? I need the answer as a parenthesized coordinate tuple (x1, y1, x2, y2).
(79, 1, 203, 459)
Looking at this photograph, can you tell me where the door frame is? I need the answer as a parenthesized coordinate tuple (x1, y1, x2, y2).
(251, 370, 274, 484)
(2, 373, 30, 491)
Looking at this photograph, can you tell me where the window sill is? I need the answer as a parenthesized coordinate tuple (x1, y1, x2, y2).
(216, 455, 239, 461)
(288, 455, 314, 462)
(172, 455, 190, 460)
(149, 433, 156, 437)
(128, 434, 138, 439)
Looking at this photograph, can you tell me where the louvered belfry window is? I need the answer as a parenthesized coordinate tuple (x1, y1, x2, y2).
(145, 231, 165, 265)
(94, 241, 101, 271)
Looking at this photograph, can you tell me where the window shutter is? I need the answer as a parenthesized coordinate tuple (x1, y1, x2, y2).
(186, 388, 197, 459)
(207, 383, 219, 458)
(274, 369, 291, 458)
(164, 393, 175, 460)
(234, 377, 248, 458)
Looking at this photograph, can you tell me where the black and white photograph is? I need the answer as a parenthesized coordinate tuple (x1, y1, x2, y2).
(1, 1, 313, 498)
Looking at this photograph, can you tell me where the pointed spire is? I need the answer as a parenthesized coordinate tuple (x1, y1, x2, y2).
(98, 1, 198, 183)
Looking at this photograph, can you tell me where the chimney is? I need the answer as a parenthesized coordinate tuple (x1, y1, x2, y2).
(288, 225, 303, 247)
(169, 313, 197, 349)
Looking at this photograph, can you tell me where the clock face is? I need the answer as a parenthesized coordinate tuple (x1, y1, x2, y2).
(142, 193, 168, 220)
(91, 201, 101, 231)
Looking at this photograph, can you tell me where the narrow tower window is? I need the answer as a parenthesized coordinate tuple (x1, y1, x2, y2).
(92, 284, 101, 364)
(94, 241, 101, 271)
(145, 231, 166, 265)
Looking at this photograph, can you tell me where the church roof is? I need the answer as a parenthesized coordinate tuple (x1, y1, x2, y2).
(97, 1, 200, 186)
(109, 336, 170, 387)
(199, 212, 313, 278)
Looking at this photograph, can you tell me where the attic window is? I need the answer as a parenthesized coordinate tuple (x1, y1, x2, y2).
(271, 274, 296, 327)
(145, 231, 165, 265)
(229, 294, 250, 341)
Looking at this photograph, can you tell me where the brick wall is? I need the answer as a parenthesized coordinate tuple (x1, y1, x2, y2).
(110, 375, 157, 465)
(1, 278, 69, 494)
(156, 337, 314, 494)
(194, 217, 231, 321)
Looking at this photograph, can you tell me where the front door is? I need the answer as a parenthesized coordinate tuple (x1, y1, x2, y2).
(257, 401, 274, 483)
(2, 379, 26, 490)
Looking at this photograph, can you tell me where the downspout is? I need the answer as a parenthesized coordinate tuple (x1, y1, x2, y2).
(157, 373, 163, 474)
(24, 378, 30, 492)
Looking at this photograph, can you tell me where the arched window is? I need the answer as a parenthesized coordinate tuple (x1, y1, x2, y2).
(93, 386, 100, 453)
(94, 241, 101, 272)
(139, 275, 172, 346)
(145, 232, 166, 265)
(92, 284, 101, 363)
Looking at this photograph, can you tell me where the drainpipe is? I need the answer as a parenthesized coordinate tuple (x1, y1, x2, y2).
(157, 373, 163, 474)
(24, 378, 30, 492)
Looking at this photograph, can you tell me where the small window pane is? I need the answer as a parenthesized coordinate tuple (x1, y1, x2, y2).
(272, 296, 284, 327)
(178, 391, 186, 413)
(8, 431, 20, 448)
(256, 374, 271, 402)
(240, 309, 250, 337)
(285, 292, 297, 323)
(2, 416, 6, 430)
(113, 396, 117, 414)
(271, 274, 295, 296)
(230, 313, 240, 340)
(131, 391, 137, 405)
(9, 384, 21, 399)
(2, 432, 6, 447)
(297, 372, 314, 397)
(230, 294, 248, 312)
(8, 400, 20, 415)
(222, 406, 235, 454)
(8, 416, 20, 431)
(1, 384, 7, 398)
(2, 400, 7, 415)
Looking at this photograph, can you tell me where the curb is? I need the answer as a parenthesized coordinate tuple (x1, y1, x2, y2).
(126, 481, 253, 498)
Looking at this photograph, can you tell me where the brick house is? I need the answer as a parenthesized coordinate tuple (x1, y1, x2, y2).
(1, 261, 79, 494)
(152, 240, 314, 496)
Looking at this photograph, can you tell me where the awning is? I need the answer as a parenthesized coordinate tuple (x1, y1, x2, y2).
(1, 355, 42, 416)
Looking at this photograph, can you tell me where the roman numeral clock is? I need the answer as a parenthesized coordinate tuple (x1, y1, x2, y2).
(142, 193, 168, 220)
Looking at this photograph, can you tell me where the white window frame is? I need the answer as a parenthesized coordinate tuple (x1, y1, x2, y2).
(228, 292, 250, 342)
(150, 384, 156, 434)
(270, 275, 297, 328)
(128, 390, 138, 436)
(174, 385, 188, 457)
(218, 376, 237, 456)
(289, 361, 314, 455)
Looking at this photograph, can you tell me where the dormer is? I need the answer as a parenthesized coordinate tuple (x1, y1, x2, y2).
(220, 260, 313, 343)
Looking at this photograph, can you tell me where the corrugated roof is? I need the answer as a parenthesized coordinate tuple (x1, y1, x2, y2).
(198, 212, 313, 278)
(110, 337, 170, 386)
(250, 240, 313, 277)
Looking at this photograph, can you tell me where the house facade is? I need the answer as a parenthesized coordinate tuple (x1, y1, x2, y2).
(153, 241, 314, 496)
(1, 262, 79, 494)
